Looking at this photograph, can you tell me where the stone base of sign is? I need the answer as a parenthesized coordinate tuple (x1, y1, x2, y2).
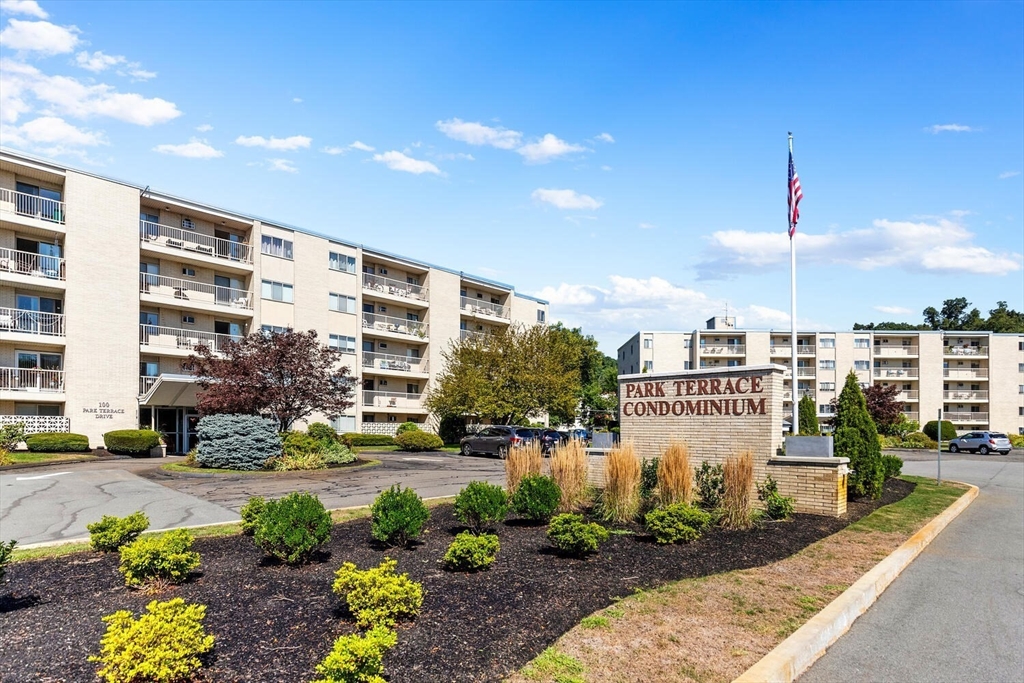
(766, 456, 849, 516)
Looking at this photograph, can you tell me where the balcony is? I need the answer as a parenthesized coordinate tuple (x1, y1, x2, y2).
(362, 390, 426, 411)
(140, 221, 252, 269)
(139, 273, 253, 315)
(0, 248, 65, 286)
(363, 273, 429, 304)
(362, 352, 429, 376)
(701, 344, 745, 355)
(796, 346, 816, 355)
(943, 390, 988, 401)
(770, 346, 791, 356)
(873, 346, 919, 357)
(897, 390, 920, 401)
(140, 324, 240, 356)
(945, 412, 988, 422)
(796, 368, 816, 377)
(902, 412, 920, 422)
(943, 368, 988, 379)
(0, 367, 65, 395)
(460, 329, 489, 344)
(783, 389, 814, 400)
(139, 376, 157, 396)
(944, 345, 988, 357)
(361, 312, 428, 341)
(0, 307, 66, 339)
(460, 296, 510, 321)
(873, 368, 919, 378)
(0, 188, 66, 226)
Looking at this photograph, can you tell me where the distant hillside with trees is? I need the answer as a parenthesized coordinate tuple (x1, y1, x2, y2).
(854, 299, 1024, 333)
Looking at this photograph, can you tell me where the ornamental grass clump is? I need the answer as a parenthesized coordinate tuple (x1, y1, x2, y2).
(550, 439, 589, 512)
(443, 531, 500, 571)
(601, 443, 641, 523)
(253, 491, 332, 564)
(547, 513, 609, 556)
(453, 481, 508, 532)
(87, 511, 150, 552)
(312, 625, 397, 683)
(332, 557, 424, 628)
(505, 441, 542, 495)
(510, 474, 561, 523)
(722, 451, 754, 529)
(658, 443, 693, 507)
(118, 529, 200, 587)
(370, 485, 429, 547)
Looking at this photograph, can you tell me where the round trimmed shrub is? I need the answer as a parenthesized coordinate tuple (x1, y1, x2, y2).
(395, 421, 421, 435)
(195, 414, 280, 470)
(547, 513, 609, 556)
(103, 430, 161, 456)
(453, 481, 508, 532)
(323, 440, 356, 465)
(306, 422, 337, 443)
(253, 492, 332, 564)
(332, 557, 424, 628)
(25, 432, 90, 452)
(281, 431, 320, 458)
(923, 420, 957, 442)
(394, 431, 443, 452)
(239, 496, 266, 536)
(88, 511, 150, 552)
(644, 503, 711, 544)
(313, 626, 396, 683)
(444, 531, 500, 571)
(118, 529, 200, 587)
(510, 474, 561, 523)
(371, 485, 429, 547)
(881, 454, 904, 479)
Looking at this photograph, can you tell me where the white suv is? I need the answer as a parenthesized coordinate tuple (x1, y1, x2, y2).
(948, 431, 1012, 455)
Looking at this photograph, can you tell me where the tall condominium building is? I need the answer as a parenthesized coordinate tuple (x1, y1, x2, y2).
(618, 317, 1024, 436)
(0, 149, 548, 451)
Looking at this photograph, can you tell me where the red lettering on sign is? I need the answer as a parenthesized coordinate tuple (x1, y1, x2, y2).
(698, 379, 709, 395)
(751, 377, 763, 393)
(746, 397, 766, 414)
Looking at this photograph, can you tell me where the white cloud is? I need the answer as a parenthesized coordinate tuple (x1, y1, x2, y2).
(123, 66, 155, 81)
(874, 305, 914, 315)
(372, 150, 442, 175)
(517, 133, 587, 163)
(322, 141, 375, 155)
(638, 222, 655, 229)
(0, 1, 48, 18)
(436, 118, 522, 149)
(267, 158, 298, 173)
(74, 50, 122, 71)
(235, 134, 311, 151)
(697, 217, 1022, 278)
(601, 165, 612, 172)
(195, 123, 213, 132)
(434, 152, 474, 161)
(3, 115, 105, 147)
(532, 188, 602, 210)
(0, 18, 79, 54)
(321, 146, 346, 155)
(350, 140, 374, 152)
(999, 171, 1020, 180)
(595, 132, 615, 143)
(926, 123, 975, 134)
(949, 209, 972, 218)
(153, 138, 223, 159)
(292, 97, 303, 103)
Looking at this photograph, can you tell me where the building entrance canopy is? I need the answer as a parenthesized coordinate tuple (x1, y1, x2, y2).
(139, 373, 200, 407)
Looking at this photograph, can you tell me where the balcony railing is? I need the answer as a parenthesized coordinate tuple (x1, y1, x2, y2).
(0, 188, 66, 224)
(944, 412, 988, 422)
(783, 389, 814, 400)
(363, 273, 429, 302)
(0, 414, 70, 434)
(362, 391, 425, 410)
(460, 330, 488, 343)
(460, 296, 509, 319)
(701, 344, 746, 355)
(873, 346, 918, 356)
(944, 345, 988, 357)
(139, 273, 253, 310)
(361, 312, 428, 339)
(796, 346, 816, 355)
(770, 346, 791, 355)
(943, 368, 988, 379)
(943, 390, 988, 400)
(0, 307, 65, 336)
(796, 368, 816, 377)
(0, 367, 65, 393)
(140, 324, 241, 353)
(873, 368, 919, 378)
(139, 376, 157, 395)
(140, 221, 252, 264)
(898, 390, 920, 400)
(362, 352, 428, 374)
(0, 247, 65, 281)
(902, 412, 920, 422)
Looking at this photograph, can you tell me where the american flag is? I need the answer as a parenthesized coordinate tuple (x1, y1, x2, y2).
(788, 150, 802, 237)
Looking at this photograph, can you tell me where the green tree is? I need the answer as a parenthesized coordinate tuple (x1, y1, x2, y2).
(797, 394, 819, 435)
(856, 298, 1023, 333)
(833, 371, 884, 499)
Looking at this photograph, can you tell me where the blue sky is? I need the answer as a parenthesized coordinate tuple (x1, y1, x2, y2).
(2, 0, 1021, 353)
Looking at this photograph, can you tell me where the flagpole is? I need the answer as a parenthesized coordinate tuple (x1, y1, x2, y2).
(789, 132, 799, 436)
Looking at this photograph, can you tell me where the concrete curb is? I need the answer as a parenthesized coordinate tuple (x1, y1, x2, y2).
(733, 481, 979, 683)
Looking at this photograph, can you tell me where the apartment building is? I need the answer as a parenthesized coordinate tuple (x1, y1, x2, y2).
(618, 317, 1024, 436)
(0, 149, 547, 451)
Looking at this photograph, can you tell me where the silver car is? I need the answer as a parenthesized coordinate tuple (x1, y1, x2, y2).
(948, 431, 1012, 455)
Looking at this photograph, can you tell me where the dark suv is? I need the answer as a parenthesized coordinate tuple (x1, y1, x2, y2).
(460, 426, 530, 459)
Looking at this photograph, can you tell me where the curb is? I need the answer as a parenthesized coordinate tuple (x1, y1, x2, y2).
(733, 481, 979, 683)
(0, 454, 133, 472)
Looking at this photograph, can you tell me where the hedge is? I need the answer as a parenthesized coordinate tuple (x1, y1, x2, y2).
(25, 432, 90, 452)
(394, 431, 443, 451)
(103, 429, 161, 456)
(340, 433, 395, 448)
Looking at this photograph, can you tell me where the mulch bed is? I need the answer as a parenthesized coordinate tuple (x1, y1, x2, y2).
(1, 479, 913, 683)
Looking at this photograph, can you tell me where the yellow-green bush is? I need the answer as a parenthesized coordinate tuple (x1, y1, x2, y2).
(332, 557, 423, 628)
(87, 511, 150, 552)
(118, 529, 200, 587)
(88, 598, 214, 683)
(443, 531, 500, 571)
(312, 625, 397, 683)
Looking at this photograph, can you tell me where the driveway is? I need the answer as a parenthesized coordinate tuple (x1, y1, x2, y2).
(800, 453, 1024, 683)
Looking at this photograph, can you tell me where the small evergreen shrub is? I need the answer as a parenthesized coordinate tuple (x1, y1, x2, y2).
(0, 448, 12, 466)
(644, 503, 711, 544)
(756, 476, 795, 520)
(0, 539, 16, 582)
(443, 531, 500, 571)
(307, 422, 338, 443)
(196, 414, 280, 470)
(695, 461, 725, 510)
(119, 529, 200, 587)
(393, 431, 443, 451)
(510, 474, 561, 523)
(271, 450, 327, 471)
(923, 420, 958, 442)
(88, 511, 150, 552)
(881, 454, 904, 479)
(25, 432, 90, 452)
(312, 625, 397, 683)
(340, 433, 394, 448)
(0, 422, 26, 451)
(453, 481, 508, 532)
(332, 557, 424, 628)
(239, 496, 266, 535)
(371, 485, 429, 547)
(547, 513, 609, 556)
(254, 492, 332, 564)
(1009, 433, 1024, 449)
(89, 598, 214, 683)
(323, 440, 356, 465)
(395, 421, 421, 435)
(282, 430, 321, 458)
(103, 430, 161, 455)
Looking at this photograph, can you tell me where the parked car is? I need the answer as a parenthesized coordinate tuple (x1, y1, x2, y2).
(460, 426, 529, 458)
(948, 431, 1012, 455)
(539, 429, 569, 454)
(565, 428, 590, 443)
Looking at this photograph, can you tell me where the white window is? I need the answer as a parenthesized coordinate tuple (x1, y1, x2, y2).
(727, 360, 741, 367)
(820, 382, 835, 391)
(1019, 363, 1024, 373)
(261, 235, 293, 259)
(261, 279, 293, 303)
(819, 404, 836, 414)
(537, 309, 546, 323)
(182, 315, 195, 325)
(182, 267, 195, 277)
(819, 360, 836, 369)
(1020, 385, 1024, 394)
(330, 415, 356, 433)
(329, 293, 356, 314)
(261, 324, 290, 335)
(643, 360, 654, 371)
(643, 339, 653, 349)
(14, 403, 61, 416)
(329, 252, 356, 273)
(1019, 407, 1024, 416)
(854, 360, 870, 371)
(854, 338, 870, 348)
(329, 334, 356, 353)
(819, 338, 835, 348)
(683, 361, 692, 370)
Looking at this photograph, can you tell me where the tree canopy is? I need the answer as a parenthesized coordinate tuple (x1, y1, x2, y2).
(185, 330, 355, 432)
(854, 299, 1024, 333)
(548, 323, 618, 426)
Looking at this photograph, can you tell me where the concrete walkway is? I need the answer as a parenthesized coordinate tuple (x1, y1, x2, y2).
(800, 456, 1024, 683)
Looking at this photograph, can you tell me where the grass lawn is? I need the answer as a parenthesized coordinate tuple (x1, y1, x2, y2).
(3, 451, 98, 466)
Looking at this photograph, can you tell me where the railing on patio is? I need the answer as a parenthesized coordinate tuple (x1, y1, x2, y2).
(943, 390, 988, 400)
(139, 273, 253, 310)
(0, 414, 70, 434)
(0, 307, 65, 336)
(944, 345, 988, 357)
(361, 312, 428, 338)
(139, 376, 157, 395)
(0, 247, 65, 281)
(0, 188, 66, 224)
(701, 344, 746, 355)
(796, 346, 816, 355)
(770, 346, 792, 355)
(897, 390, 920, 400)
(140, 220, 252, 264)
(362, 391, 425, 410)
(460, 330, 488, 343)
(944, 412, 988, 422)
(873, 368, 919, 378)
(362, 273, 429, 302)
(460, 296, 509, 319)
(139, 324, 241, 352)
(943, 368, 988, 379)
(362, 352, 428, 374)
(873, 345, 919, 356)
(0, 367, 65, 393)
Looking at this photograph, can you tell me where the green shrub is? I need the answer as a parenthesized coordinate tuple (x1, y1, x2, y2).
(340, 433, 395, 448)
(437, 414, 468, 446)
(271, 450, 327, 471)
(0, 422, 26, 451)
(695, 461, 725, 510)
(798, 394, 821, 435)
(88, 598, 214, 683)
(639, 457, 659, 502)
(103, 429, 161, 455)
(25, 432, 90, 452)
(923, 420, 957, 442)
(282, 430, 321, 458)
(196, 414, 280, 470)
(902, 432, 938, 449)
(453, 481, 508, 532)
(644, 503, 711, 544)
(393, 431, 443, 451)
(395, 421, 421, 435)
(324, 440, 356, 465)
(371, 485, 429, 547)
(0, 448, 10, 466)
(834, 372, 884, 500)
(1009, 434, 1024, 449)
(510, 474, 561, 523)
(239, 496, 266, 535)
(0, 539, 16, 582)
(547, 513, 609, 556)
(307, 422, 338, 443)
(443, 531, 500, 571)
(881, 454, 904, 479)
(332, 557, 424, 628)
(254, 492, 332, 564)
(312, 625, 397, 683)
(756, 476, 795, 520)
(88, 511, 150, 552)
(119, 529, 200, 587)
